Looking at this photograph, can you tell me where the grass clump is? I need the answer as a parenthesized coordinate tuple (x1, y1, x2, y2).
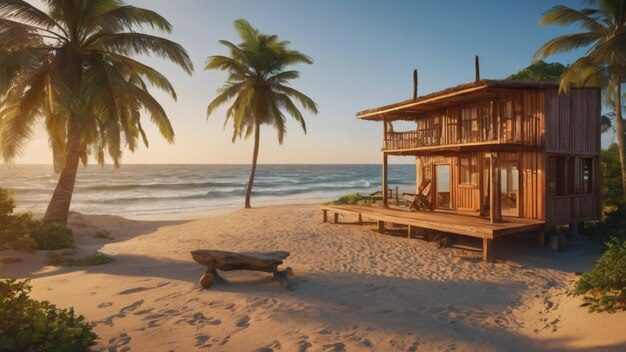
(93, 230, 113, 240)
(0, 279, 98, 351)
(330, 193, 367, 205)
(46, 252, 115, 267)
(569, 237, 626, 312)
(0, 188, 15, 217)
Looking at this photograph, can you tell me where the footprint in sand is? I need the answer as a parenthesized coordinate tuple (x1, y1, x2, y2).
(118, 282, 171, 295)
(236, 315, 250, 328)
(195, 334, 211, 348)
(107, 332, 131, 352)
(298, 341, 312, 352)
(188, 312, 221, 326)
(323, 342, 346, 352)
(98, 302, 113, 308)
(120, 300, 144, 314)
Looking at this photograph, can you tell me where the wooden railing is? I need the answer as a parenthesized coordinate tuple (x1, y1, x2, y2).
(384, 128, 497, 151)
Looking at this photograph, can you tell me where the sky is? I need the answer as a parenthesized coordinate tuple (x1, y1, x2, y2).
(14, 0, 609, 165)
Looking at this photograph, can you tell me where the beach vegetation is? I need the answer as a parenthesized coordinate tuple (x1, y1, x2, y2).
(535, 0, 626, 202)
(331, 193, 368, 205)
(569, 237, 626, 312)
(0, 188, 15, 217)
(508, 60, 568, 81)
(587, 202, 626, 248)
(0, 0, 193, 226)
(205, 19, 318, 208)
(0, 279, 98, 351)
(0, 213, 73, 251)
(46, 252, 115, 267)
(602, 143, 625, 206)
(94, 230, 114, 240)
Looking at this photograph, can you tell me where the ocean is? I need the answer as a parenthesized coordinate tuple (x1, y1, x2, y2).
(0, 164, 416, 218)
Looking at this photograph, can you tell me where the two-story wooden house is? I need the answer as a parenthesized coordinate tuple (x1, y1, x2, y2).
(357, 79, 601, 229)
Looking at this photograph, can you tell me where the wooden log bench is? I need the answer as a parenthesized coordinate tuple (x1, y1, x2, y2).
(190, 250, 293, 289)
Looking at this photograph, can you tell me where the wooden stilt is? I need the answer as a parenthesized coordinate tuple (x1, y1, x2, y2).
(536, 231, 545, 248)
(383, 153, 389, 207)
(408, 225, 416, 238)
(358, 213, 363, 225)
(482, 238, 493, 262)
(333, 212, 339, 224)
(199, 259, 216, 289)
(377, 220, 385, 233)
(322, 209, 328, 223)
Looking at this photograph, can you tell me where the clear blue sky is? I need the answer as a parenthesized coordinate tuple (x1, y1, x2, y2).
(19, 0, 609, 165)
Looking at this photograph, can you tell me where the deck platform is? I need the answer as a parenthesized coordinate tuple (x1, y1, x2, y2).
(321, 204, 544, 262)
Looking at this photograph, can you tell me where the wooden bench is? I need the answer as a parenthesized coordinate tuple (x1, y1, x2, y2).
(190, 250, 293, 289)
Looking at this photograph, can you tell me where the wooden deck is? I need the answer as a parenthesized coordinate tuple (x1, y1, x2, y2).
(321, 204, 545, 262)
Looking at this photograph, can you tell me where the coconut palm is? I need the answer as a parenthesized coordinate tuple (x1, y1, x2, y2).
(205, 19, 318, 208)
(535, 0, 626, 200)
(0, 0, 193, 224)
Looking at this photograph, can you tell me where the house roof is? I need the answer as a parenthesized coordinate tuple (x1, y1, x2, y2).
(356, 79, 564, 121)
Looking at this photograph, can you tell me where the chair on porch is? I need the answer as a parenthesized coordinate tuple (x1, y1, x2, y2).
(403, 179, 434, 211)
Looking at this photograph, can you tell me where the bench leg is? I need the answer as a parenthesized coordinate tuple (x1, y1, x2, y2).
(482, 238, 493, 262)
(358, 213, 363, 225)
(322, 209, 328, 223)
(333, 212, 339, 224)
(200, 260, 216, 289)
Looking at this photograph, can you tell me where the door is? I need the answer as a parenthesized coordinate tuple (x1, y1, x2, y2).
(435, 164, 451, 209)
(500, 162, 519, 217)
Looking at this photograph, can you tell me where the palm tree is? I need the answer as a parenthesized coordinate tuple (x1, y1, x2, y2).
(205, 19, 318, 208)
(0, 0, 193, 225)
(535, 0, 626, 200)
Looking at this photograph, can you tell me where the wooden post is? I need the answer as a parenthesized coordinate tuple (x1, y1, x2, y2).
(490, 152, 502, 223)
(377, 220, 385, 233)
(395, 186, 399, 205)
(536, 230, 545, 248)
(482, 238, 493, 262)
(333, 212, 339, 224)
(383, 153, 389, 207)
(200, 259, 216, 288)
(358, 213, 363, 225)
(408, 225, 416, 239)
(495, 93, 501, 142)
(322, 209, 328, 223)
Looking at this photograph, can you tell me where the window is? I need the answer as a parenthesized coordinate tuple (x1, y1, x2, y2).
(581, 158, 593, 194)
(461, 107, 478, 142)
(459, 156, 478, 185)
(548, 156, 575, 196)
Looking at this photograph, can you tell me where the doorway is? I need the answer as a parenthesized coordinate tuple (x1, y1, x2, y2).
(500, 162, 519, 217)
(435, 164, 451, 209)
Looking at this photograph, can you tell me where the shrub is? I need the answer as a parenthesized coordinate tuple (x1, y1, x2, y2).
(0, 188, 15, 217)
(46, 252, 115, 267)
(33, 223, 74, 250)
(0, 214, 74, 251)
(569, 237, 626, 312)
(332, 193, 367, 205)
(587, 203, 626, 249)
(0, 279, 98, 351)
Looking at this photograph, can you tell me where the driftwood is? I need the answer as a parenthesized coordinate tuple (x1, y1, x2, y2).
(190, 250, 293, 289)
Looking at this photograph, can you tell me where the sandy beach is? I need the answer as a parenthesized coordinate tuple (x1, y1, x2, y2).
(2, 203, 626, 352)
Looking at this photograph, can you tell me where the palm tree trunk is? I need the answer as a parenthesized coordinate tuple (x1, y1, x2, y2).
(245, 123, 261, 208)
(43, 120, 81, 225)
(614, 82, 626, 201)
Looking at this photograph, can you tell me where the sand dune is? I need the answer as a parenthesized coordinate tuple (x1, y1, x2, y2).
(3, 204, 626, 351)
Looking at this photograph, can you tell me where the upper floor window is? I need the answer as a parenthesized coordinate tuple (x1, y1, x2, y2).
(461, 107, 478, 141)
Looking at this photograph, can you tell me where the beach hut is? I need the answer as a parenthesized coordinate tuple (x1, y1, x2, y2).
(323, 69, 601, 261)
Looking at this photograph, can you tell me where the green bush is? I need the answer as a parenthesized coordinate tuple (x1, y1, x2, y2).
(93, 230, 113, 240)
(46, 252, 115, 267)
(569, 237, 626, 312)
(0, 214, 74, 251)
(33, 223, 74, 250)
(587, 203, 626, 249)
(0, 279, 98, 351)
(332, 193, 367, 205)
(0, 188, 15, 217)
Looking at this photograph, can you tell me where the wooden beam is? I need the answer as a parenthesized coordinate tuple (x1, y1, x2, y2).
(383, 153, 389, 207)
(490, 152, 502, 223)
(482, 238, 493, 262)
(408, 225, 416, 238)
(475, 55, 480, 82)
(413, 69, 418, 99)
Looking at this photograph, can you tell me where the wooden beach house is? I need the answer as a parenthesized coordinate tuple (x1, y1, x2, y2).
(323, 68, 601, 261)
